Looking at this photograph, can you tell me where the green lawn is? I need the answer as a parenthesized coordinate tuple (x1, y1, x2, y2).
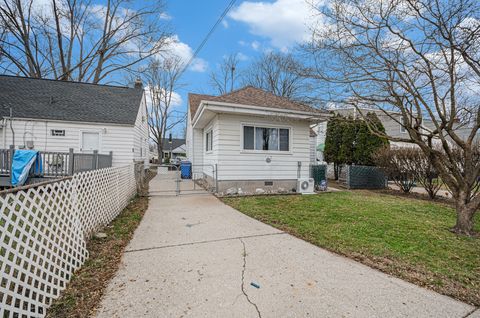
(222, 191, 480, 305)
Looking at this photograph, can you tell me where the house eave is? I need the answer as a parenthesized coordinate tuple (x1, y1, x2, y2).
(192, 100, 330, 129)
(2, 116, 135, 127)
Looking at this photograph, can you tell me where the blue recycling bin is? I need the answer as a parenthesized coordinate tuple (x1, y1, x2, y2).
(180, 161, 192, 179)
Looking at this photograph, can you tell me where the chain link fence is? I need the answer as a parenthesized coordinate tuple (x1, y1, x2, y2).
(345, 165, 387, 189)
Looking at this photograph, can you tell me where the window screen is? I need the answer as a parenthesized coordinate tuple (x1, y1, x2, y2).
(243, 125, 289, 151)
(206, 130, 213, 151)
(243, 126, 254, 150)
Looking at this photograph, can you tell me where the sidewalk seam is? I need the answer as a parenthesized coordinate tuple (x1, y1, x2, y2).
(124, 232, 286, 253)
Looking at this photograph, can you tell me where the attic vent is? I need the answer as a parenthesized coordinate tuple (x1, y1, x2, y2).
(264, 181, 273, 186)
(51, 129, 65, 136)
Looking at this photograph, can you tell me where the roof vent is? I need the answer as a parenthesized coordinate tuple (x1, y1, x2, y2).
(134, 78, 143, 89)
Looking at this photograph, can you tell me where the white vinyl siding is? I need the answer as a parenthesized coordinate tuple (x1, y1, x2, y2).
(202, 116, 219, 177)
(211, 113, 310, 181)
(132, 97, 149, 164)
(2, 118, 141, 167)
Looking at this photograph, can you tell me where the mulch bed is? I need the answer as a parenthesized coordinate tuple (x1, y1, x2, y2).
(46, 195, 149, 318)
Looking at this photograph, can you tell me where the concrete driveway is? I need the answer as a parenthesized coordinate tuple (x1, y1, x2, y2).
(95, 174, 477, 318)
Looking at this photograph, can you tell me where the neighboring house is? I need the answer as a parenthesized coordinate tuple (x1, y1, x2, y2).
(314, 107, 444, 161)
(186, 86, 329, 193)
(161, 138, 186, 159)
(0, 75, 149, 167)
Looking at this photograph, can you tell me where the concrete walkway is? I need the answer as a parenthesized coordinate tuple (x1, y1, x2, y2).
(95, 174, 477, 318)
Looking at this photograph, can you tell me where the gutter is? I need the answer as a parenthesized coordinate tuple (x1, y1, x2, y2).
(192, 100, 330, 128)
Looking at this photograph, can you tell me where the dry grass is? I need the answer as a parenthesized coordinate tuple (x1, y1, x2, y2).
(46, 195, 149, 318)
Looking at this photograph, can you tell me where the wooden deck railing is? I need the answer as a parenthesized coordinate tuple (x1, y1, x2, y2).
(1, 146, 113, 179)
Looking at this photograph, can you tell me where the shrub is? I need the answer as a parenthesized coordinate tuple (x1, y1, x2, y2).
(374, 146, 445, 198)
(374, 147, 417, 193)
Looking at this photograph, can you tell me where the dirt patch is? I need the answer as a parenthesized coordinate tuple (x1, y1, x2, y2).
(46, 195, 149, 318)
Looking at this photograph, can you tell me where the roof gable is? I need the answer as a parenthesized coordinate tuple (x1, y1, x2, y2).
(0, 75, 144, 125)
(188, 86, 322, 120)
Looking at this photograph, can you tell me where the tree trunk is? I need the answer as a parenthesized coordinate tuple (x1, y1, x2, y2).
(334, 163, 339, 180)
(157, 143, 163, 164)
(451, 191, 477, 236)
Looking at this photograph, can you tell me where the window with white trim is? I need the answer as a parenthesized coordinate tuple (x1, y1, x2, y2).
(205, 130, 213, 152)
(243, 125, 290, 151)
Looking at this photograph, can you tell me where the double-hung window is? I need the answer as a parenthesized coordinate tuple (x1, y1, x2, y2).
(243, 125, 290, 151)
(205, 130, 213, 152)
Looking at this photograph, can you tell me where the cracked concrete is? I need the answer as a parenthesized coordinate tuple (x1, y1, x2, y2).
(95, 173, 475, 318)
(240, 238, 262, 318)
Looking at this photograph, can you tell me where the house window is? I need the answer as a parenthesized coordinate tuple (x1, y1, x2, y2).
(400, 117, 407, 133)
(243, 125, 290, 151)
(51, 129, 65, 136)
(205, 130, 213, 152)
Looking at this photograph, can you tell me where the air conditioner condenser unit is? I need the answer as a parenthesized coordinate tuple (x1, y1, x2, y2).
(297, 178, 315, 194)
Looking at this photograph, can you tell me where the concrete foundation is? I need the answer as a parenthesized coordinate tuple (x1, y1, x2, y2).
(215, 179, 297, 195)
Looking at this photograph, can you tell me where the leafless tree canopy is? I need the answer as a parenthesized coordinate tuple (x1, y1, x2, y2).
(209, 51, 312, 102)
(143, 57, 185, 161)
(243, 51, 309, 102)
(0, 0, 170, 83)
(304, 0, 480, 235)
(209, 53, 240, 95)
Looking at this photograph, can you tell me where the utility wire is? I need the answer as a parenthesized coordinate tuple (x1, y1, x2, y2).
(179, 0, 237, 77)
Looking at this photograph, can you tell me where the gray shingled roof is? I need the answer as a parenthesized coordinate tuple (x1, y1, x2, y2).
(188, 86, 325, 120)
(161, 138, 185, 150)
(0, 75, 144, 125)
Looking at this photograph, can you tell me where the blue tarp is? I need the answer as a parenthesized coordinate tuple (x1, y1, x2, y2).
(11, 150, 43, 186)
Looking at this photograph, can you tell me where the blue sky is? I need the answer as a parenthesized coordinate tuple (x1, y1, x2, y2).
(162, 0, 316, 136)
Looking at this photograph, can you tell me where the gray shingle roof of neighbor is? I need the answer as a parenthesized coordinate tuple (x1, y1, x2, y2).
(161, 138, 185, 150)
(0, 75, 144, 125)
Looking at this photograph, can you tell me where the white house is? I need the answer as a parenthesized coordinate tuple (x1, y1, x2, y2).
(186, 86, 329, 193)
(0, 75, 149, 167)
(161, 138, 186, 160)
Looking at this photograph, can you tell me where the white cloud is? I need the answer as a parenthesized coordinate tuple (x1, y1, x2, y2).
(229, 0, 320, 49)
(222, 20, 229, 28)
(237, 52, 249, 61)
(162, 35, 208, 73)
(251, 40, 261, 50)
(144, 85, 183, 109)
(159, 12, 172, 20)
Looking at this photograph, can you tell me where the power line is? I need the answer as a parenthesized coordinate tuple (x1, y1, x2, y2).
(179, 0, 238, 77)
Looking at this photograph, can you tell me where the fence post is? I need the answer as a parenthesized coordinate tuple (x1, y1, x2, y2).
(109, 151, 113, 167)
(215, 164, 218, 193)
(68, 148, 74, 175)
(93, 150, 98, 170)
(8, 145, 14, 183)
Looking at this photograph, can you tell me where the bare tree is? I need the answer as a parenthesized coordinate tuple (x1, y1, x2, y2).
(144, 57, 185, 163)
(209, 53, 240, 95)
(304, 0, 480, 235)
(0, 0, 170, 83)
(243, 52, 309, 102)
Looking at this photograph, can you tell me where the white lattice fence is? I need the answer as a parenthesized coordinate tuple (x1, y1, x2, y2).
(0, 164, 136, 317)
